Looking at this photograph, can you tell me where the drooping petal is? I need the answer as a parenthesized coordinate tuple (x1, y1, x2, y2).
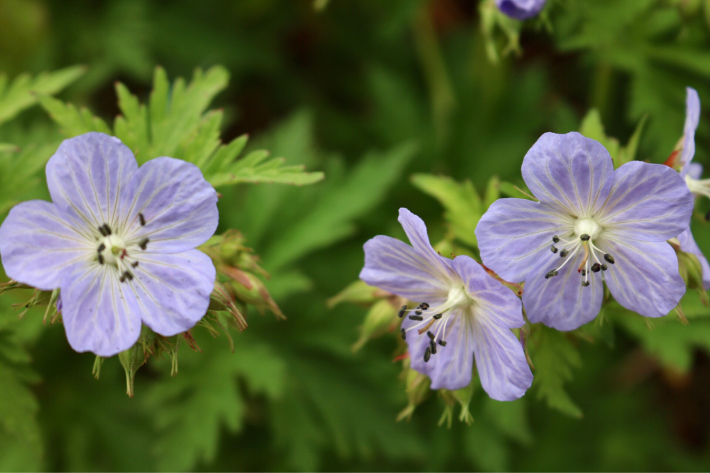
(404, 310, 473, 390)
(61, 265, 142, 357)
(398, 208, 459, 285)
(120, 157, 218, 253)
(522, 246, 603, 330)
(0, 201, 93, 290)
(680, 87, 700, 177)
(597, 161, 693, 242)
(521, 132, 614, 218)
(46, 132, 138, 231)
(496, 0, 547, 20)
(677, 227, 710, 290)
(601, 237, 685, 318)
(126, 249, 215, 336)
(452, 255, 525, 329)
(360, 235, 450, 304)
(471, 315, 533, 401)
(476, 198, 572, 283)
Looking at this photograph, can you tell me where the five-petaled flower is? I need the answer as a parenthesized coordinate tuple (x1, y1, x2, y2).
(495, 0, 547, 20)
(666, 87, 710, 290)
(360, 208, 532, 401)
(476, 132, 694, 331)
(0, 132, 218, 356)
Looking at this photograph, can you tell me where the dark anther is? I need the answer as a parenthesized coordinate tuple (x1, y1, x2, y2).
(99, 224, 112, 236)
(98, 254, 104, 265)
(581, 269, 587, 276)
(427, 331, 435, 340)
(438, 340, 447, 346)
(560, 249, 568, 257)
(98, 226, 107, 237)
(551, 245, 558, 254)
(119, 275, 125, 282)
(398, 305, 407, 318)
(139, 213, 146, 226)
(430, 340, 437, 355)
(580, 234, 590, 241)
(420, 302, 430, 310)
(552, 235, 560, 243)
(131, 261, 139, 268)
(545, 269, 559, 279)
(401, 328, 406, 340)
(582, 281, 590, 287)
(591, 263, 601, 273)
(415, 310, 422, 315)
(433, 313, 442, 320)
(601, 264, 607, 271)
(97, 243, 105, 253)
(604, 254, 615, 264)
(409, 315, 423, 321)
(138, 238, 149, 250)
(123, 271, 134, 281)
(424, 347, 431, 363)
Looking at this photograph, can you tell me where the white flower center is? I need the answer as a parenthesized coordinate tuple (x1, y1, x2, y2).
(98, 234, 126, 266)
(574, 217, 602, 240)
(685, 175, 710, 199)
(446, 285, 472, 310)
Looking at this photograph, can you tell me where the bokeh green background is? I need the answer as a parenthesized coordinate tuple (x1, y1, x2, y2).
(2, 0, 710, 470)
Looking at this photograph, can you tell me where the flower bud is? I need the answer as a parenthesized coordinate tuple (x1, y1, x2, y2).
(352, 299, 398, 352)
(396, 367, 431, 421)
(118, 326, 156, 397)
(227, 268, 284, 319)
(327, 280, 383, 308)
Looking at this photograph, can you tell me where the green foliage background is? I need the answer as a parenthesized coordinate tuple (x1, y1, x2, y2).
(2, 0, 710, 470)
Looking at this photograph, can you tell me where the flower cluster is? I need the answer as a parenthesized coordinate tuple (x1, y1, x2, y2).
(0, 132, 218, 356)
(361, 121, 699, 402)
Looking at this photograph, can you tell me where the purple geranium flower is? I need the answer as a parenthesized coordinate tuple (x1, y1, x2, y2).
(360, 208, 532, 401)
(669, 88, 710, 289)
(496, 0, 546, 20)
(476, 132, 693, 331)
(0, 132, 218, 356)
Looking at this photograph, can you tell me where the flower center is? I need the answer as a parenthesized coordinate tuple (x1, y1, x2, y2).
(397, 284, 474, 363)
(574, 217, 602, 240)
(98, 234, 126, 265)
(685, 175, 710, 200)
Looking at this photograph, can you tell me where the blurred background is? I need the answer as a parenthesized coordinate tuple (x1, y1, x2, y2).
(2, 0, 710, 470)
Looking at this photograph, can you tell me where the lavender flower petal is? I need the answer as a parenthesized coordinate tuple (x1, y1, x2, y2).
(397, 208, 458, 284)
(496, 0, 546, 20)
(0, 201, 91, 290)
(597, 161, 693, 242)
(61, 265, 142, 357)
(680, 87, 700, 177)
(472, 317, 533, 401)
(522, 132, 614, 217)
(602, 238, 685, 318)
(120, 157, 218, 253)
(128, 249, 215, 336)
(523, 248, 603, 330)
(46, 133, 138, 229)
(687, 163, 703, 181)
(452, 255, 525, 329)
(476, 198, 571, 283)
(404, 311, 473, 390)
(678, 227, 710, 289)
(360, 235, 451, 304)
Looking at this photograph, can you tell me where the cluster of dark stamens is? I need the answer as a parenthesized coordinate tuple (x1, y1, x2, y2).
(95, 216, 151, 283)
(398, 301, 448, 363)
(544, 233, 615, 286)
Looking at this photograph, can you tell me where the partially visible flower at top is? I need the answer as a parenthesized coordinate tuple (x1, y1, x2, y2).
(0, 132, 218, 356)
(360, 208, 532, 401)
(665, 87, 710, 289)
(495, 0, 546, 20)
(476, 132, 693, 331)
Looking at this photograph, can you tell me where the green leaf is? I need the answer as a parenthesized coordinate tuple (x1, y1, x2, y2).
(410, 173, 481, 247)
(146, 338, 286, 471)
(264, 142, 417, 270)
(579, 108, 620, 160)
(615, 115, 647, 168)
(0, 66, 85, 126)
(37, 95, 111, 136)
(530, 326, 583, 418)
